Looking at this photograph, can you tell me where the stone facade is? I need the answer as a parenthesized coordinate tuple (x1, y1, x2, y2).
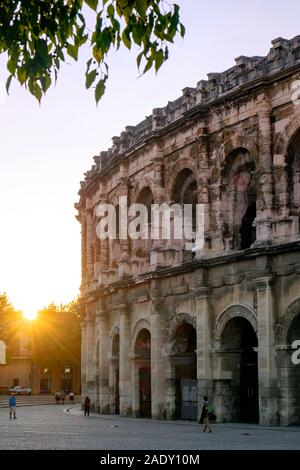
(76, 36, 300, 425)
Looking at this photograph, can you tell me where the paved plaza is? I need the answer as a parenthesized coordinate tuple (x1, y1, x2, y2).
(0, 404, 299, 450)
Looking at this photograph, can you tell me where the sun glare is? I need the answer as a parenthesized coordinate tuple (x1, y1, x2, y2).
(23, 310, 38, 321)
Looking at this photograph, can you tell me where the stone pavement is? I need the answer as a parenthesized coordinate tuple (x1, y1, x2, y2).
(0, 404, 299, 450)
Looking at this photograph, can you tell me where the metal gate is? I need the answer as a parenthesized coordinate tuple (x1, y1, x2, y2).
(180, 379, 198, 420)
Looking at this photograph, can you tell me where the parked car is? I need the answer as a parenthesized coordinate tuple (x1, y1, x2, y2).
(9, 386, 32, 395)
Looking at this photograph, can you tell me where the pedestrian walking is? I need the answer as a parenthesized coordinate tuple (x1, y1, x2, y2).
(69, 391, 75, 405)
(55, 391, 60, 404)
(61, 391, 66, 405)
(199, 395, 215, 433)
(9, 393, 17, 419)
(84, 396, 91, 417)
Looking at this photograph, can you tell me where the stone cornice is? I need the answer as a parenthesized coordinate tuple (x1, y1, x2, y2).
(77, 35, 300, 200)
(79, 240, 300, 306)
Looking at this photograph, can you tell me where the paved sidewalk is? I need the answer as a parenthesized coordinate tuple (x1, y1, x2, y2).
(0, 404, 299, 450)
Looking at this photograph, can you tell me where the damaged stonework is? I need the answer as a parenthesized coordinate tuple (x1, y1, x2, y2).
(76, 36, 300, 426)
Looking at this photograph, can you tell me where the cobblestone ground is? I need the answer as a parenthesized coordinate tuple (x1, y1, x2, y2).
(0, 405, 299, 450)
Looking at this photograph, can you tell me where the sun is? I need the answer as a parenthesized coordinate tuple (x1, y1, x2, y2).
(22, 310, 38, 321)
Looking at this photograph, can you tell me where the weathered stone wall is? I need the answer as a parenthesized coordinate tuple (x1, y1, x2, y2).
(76, 36, 300, 425)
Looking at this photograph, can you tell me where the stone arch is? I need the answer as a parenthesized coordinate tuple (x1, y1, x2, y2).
(167, 312, 196, 344)
(214, 303, 258, 344)
(131, 177, 155, 204)
(273, 111, 300, 161)
(276, 297, 300, 345)
(109, 325, 120, 355)
(130, 319, 151, 354)
(219, 134, 259, 168)
(165, 158, 199, 202)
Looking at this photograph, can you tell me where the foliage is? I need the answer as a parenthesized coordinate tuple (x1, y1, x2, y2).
(0, 0, 185, 103)
(0, 293, 24, 361)
(30, 301, 81, 368)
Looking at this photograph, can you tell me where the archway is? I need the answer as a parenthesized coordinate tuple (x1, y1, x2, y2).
(134, 328, 151, 418)
(171, 168, 198, 260)
(171, 322, 197, 420)
(111, 333, 120, 414)
(222, 148, 257, 250)
(279, 313, 300, 425)
(287, 129, 300, 216)
(220, 317, 259, 423)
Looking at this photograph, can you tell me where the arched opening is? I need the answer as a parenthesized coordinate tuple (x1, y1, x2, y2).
(220, 317, 258, 423)
(134, 328, 151, 418)
(240, 201, 256, 249)
(282, 314, 300, 425)
(134, 187, 154, 260)
(171, 322, 197, 420)
(111, 334, 120, 414)
(171, 169, 198, 260)
(224, 148, 257, 250)
(287, 129, 300, 216)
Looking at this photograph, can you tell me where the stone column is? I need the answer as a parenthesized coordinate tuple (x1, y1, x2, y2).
(118, 162, 131, 278)
(150, 144, 166, 267)
(255, 98, 274, 245)
(86, 308, 96, 408)
(254, 276, 278, 425)
(98, 181, 109, 285)
(97, 299, 110, 414)
(94, 311, 100, 412)
(150, 289, 166, 419)
(86, 206, 95, 290)
(196, 126, 211, 256)
(80, 214, 87, 294)
(119, 303, 132, 416)
(194, 284, 213, 418)
(80, 319, 87, 400)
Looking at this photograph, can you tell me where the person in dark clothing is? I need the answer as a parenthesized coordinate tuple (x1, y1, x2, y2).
(84, 396, 91, 416)
(199, 395, 213, 433)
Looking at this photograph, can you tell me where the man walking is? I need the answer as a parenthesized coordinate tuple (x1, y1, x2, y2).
(199, 395, 214, 433)
(9, 393, 17, 419)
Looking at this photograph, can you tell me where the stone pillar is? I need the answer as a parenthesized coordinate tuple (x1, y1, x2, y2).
(80, 319, 87, 400)
(150, 288, 166, 419)
(196, 126, 211, 256)
(94, 312, 100, 412)
(254, 276, 278, 425)
(80, 214, 87, 294)
(255, 98, 274, 245)
(119, 303, 132, 416)
(150, 145, 166, 267)
(98, 181, 109, 285)
(194, 284, 213, 418)
(118, 162, 131, 278)
(97, 300, 110, 414)
(86, 308, 96, 409)
(86, 206, 95, 290)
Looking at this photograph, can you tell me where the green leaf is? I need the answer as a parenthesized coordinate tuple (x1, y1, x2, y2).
(6, 75, 13, 94)
(122, 28, 131, 49)
(180, 23, 185, 38)
(85, 69, 97, 89)
(143, 57, 153, 74)
(84, 0, 98, 11)
(67, 44, 78, 61)
(40, 74, 51, 93)
(107, 4, 115, 16)
(136, 51, 143, 69)
(93, 46, 103, 63)
(17, 67, 27, 85)
(155, 49, 164, 72)
(95, 79, 106, 105)
(136, 0, 148, 16)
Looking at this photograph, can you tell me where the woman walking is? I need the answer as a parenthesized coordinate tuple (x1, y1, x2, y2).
(199, 395, 214, 433)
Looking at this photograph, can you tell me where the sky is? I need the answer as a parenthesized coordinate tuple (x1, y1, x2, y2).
(0, 0, 299, 318)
